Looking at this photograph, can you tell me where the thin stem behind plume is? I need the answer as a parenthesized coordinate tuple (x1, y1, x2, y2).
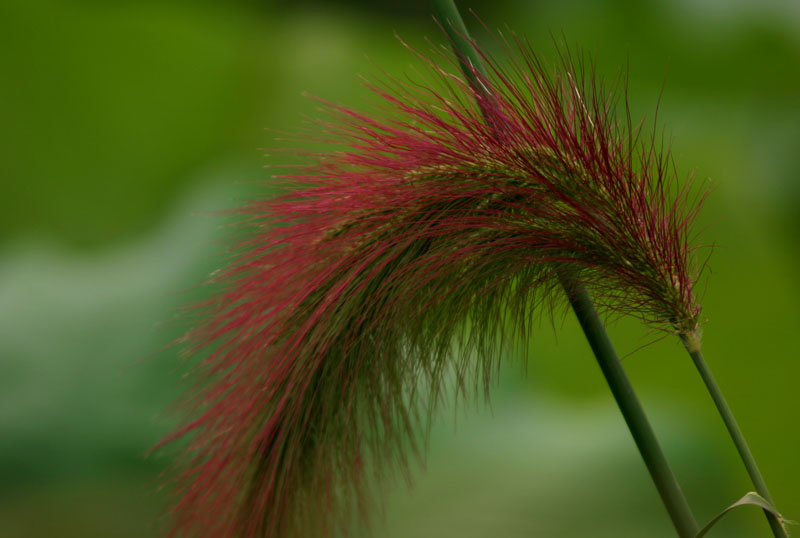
(432, 1, 699, 536)
(432, 0, 489, 87)
(682, 337, 788, 538)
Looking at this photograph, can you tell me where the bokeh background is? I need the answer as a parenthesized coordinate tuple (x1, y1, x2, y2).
(1, 0, 798, 536)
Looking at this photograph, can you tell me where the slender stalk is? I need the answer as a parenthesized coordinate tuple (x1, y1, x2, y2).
(431, 0, 489, 86)
(564, 279, 699, 538)
(681, 335, 787, 538)
(431, 1, 699, 535)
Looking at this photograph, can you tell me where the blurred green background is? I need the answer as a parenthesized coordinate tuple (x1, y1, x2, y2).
(1, 0, 798, 536)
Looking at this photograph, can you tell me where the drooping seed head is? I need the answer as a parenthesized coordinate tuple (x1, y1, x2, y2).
(162, 30, 705, 538)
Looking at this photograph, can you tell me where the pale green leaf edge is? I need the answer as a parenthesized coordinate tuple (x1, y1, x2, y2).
(694, 492, 790, 538)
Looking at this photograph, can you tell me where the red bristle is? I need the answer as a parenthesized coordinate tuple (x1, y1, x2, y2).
(162, 32, 704, 538)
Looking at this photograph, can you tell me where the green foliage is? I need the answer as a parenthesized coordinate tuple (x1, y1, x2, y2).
(1, 1, 798, 536)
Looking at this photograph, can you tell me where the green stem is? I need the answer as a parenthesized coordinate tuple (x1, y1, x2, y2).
(681, 336, 787, 538)
(564, 279, 699, 538)
(431, 0, 489, 88)
(430, 2, 699, 535)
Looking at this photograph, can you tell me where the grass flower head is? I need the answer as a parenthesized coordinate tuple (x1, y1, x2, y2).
(163, 30, 706, 538)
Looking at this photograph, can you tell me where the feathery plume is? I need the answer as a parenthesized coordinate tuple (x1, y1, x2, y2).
(163, 31, 704, 537)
